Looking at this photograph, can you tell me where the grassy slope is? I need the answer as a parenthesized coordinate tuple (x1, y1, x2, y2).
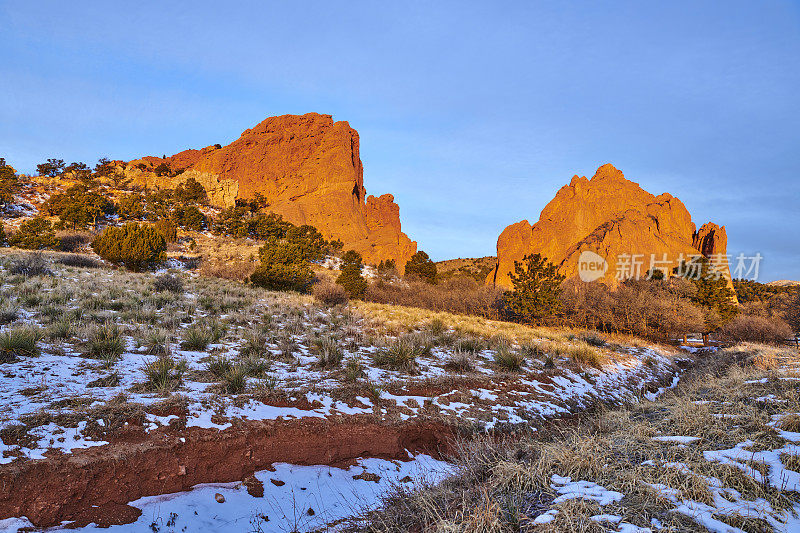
(0, 249, 680, 464)
(349, 344, 800, 532)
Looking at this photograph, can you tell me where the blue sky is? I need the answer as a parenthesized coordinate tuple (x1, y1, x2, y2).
(1, 1, 798, 281)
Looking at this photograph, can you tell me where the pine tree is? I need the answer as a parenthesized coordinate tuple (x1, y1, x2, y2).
(675, 257, 738, 332)
(336, 250, 367, 299)
(0, 158, 18, 207)
(405, 251, 437, 284)
(503, 253, 565, 323)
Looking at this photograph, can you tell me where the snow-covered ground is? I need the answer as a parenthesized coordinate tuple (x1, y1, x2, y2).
(0, 259, 682, 464)
(1, 454, 452, 532)
(520, 354, 800, 533)
(0, 253, 689, 531)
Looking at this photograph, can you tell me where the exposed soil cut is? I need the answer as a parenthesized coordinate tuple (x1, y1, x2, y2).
(0, 417, 456, 528)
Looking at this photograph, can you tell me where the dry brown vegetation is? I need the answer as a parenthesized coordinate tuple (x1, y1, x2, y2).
(198, 258, 257, 282)
(349, 343, 800, 532)
(313, 280, 349, 307)
(365, 276, 504, 319)
(717, 314, 793, 345)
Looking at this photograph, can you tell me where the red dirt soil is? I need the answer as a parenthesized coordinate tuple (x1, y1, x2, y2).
(0, 417, 455, 528)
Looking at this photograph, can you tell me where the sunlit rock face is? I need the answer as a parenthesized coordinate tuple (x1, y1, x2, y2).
(128, 113, 417, 269)
(488, 164, 732, 289)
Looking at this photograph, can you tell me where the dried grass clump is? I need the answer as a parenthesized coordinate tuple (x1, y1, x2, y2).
(373, 338, 424, 371)
(239, 328, 270, 358)
(444, 350, 475, 373)
(782, 452, 800, 472)
(239, 354, 270, 377)
(344, 355, 365, 382)
(276, 334, 298, 360)
(180, 324, 216, 351)
(205, 355, 233, 378)
(567, 343, 604, 368)
(199, 259, 256, 282)
(494, 346, 525, 372)
(46, 317, 74, 341)
(86, 323, 125, 366)
(312, 336, 344, 368)
(55, 232, 92, 253)
(0, 304, 19, 325)
(425, 318, 447, 336)
(142, 353, 187, 393)
(733, 343, 792, 370)
(365, 277, 504, 319)
(220, 364, 247, 394)
(580, 332, 607, 347)
(0, 327, 41, 362)
(454, 336, 484, 354)
(778, 414, 800, 433)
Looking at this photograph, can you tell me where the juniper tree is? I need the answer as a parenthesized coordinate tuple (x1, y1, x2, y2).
(674, 256, 738, 332)
(8, 218, 60, 250)
(175, 177, 208, 205)
(36, 158, 65, 177)
(92, 223, 166, 271)
(43, 184, 116, 229)
(250, 240, 314, 292)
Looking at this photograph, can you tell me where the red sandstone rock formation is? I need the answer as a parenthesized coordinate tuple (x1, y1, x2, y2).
(129, 113, 416, 268)
(488, 164, 733, 290)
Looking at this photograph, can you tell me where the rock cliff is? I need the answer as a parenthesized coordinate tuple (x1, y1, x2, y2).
(489, 164, 732, 289)
(127, 113, 417, 269)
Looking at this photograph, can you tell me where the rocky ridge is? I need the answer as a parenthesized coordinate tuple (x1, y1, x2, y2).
(122, 113, 416, 269)
(489, 164, 732, 289)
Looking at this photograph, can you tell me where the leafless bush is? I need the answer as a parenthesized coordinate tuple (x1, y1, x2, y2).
(365, 277, 504, 318)
(313, 281, 349, 307)
(7, 253, 52, 277)
(57, 254, 104, 269)
(56, 232, 93, 253)
(717, 315, 792, 345)
(199, 259, 256, 282)
(560, 277, 705, 341)
(153, 273, 184, 294)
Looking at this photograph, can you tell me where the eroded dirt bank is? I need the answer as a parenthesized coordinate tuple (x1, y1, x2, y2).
(0, 417, 455, 528)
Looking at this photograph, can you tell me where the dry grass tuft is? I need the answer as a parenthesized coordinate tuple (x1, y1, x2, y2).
(566, 343, 604, 368)
(778, 413, 800, 432)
